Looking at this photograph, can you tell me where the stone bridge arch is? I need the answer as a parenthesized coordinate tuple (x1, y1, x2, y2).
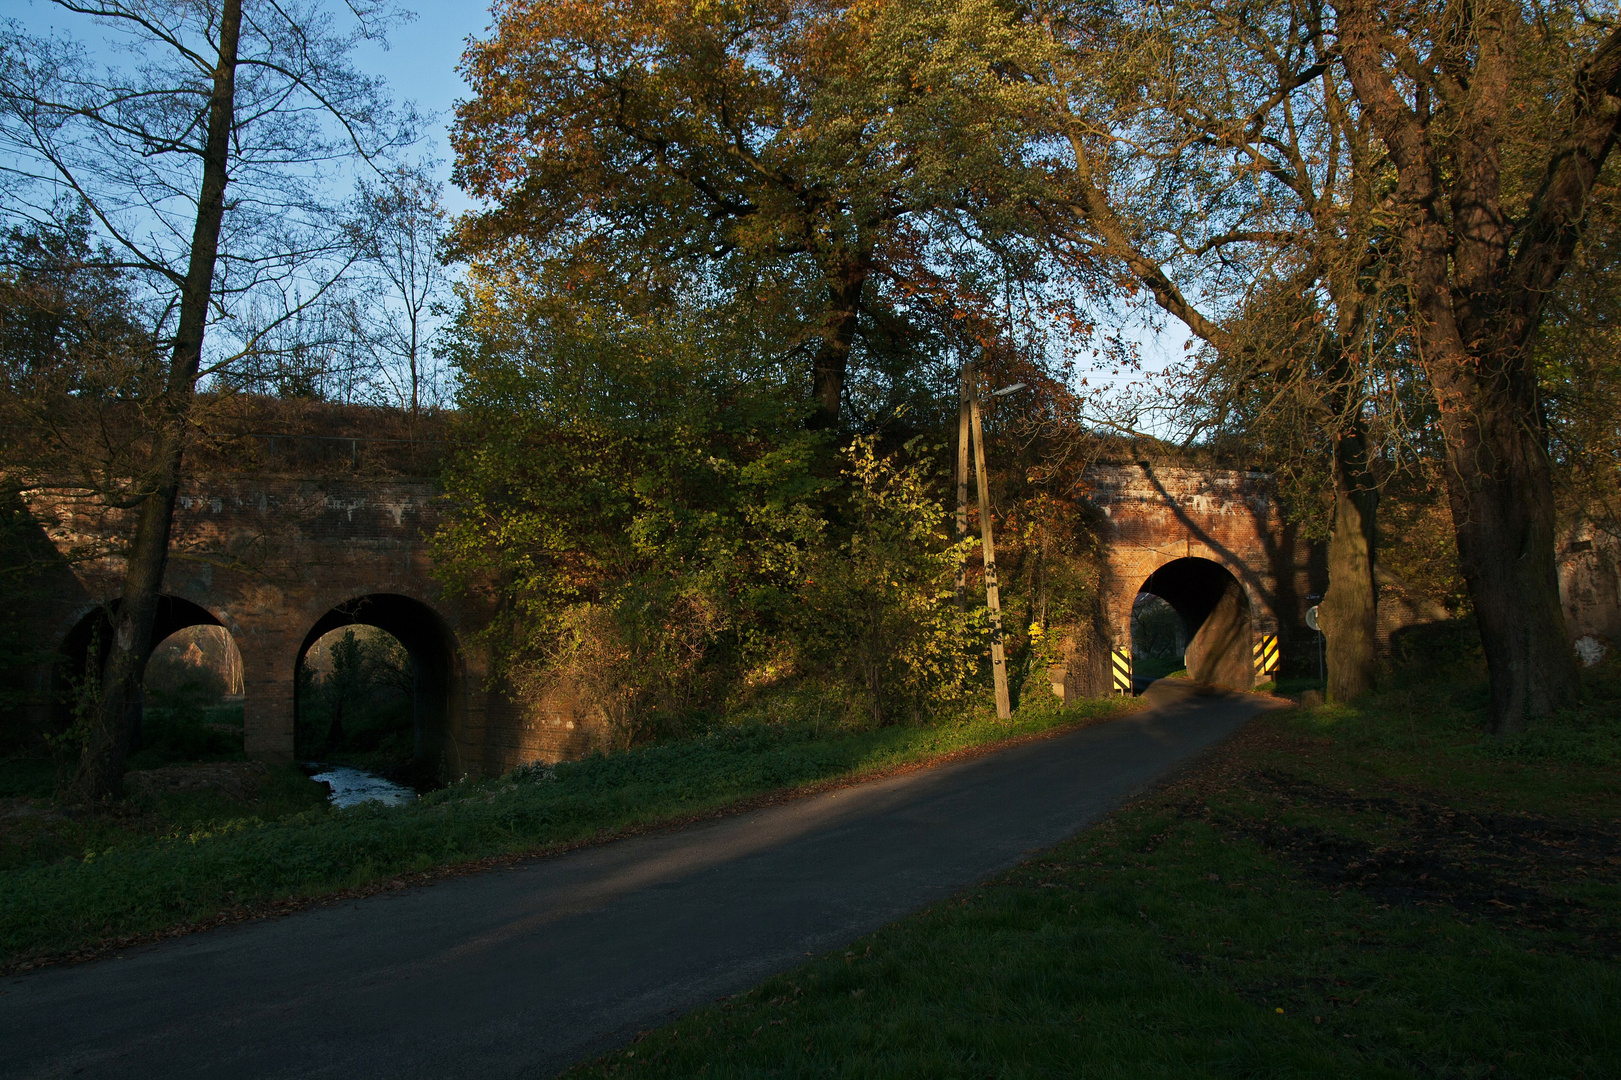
(15, 472, 528, 779)
(51, 595, 241, 726)
(295, 592, 468, 782)
(1082, 462, 1321, 693)
(1130, 556, 1255, 689)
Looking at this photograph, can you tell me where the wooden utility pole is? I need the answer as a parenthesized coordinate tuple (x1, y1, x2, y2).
(965, 364, 1012, 719)
(955, 363, 973, 607)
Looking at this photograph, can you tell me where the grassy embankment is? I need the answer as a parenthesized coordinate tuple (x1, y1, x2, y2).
(0, 691, 1134, 971)
(566, 659, 1621, 1080)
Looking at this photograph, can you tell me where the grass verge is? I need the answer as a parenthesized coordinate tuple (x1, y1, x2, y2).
(565, 662, 1620, 1080)
(0, 693, 1132, 972)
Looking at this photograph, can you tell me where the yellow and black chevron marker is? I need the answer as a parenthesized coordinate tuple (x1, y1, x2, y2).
(1111, 648, 1133, 695)
(1252, 634, 1280, 678)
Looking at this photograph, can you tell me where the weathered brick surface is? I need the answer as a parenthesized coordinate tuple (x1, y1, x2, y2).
(25, 474, 569, 778)
(1083, 463, 1324, 685)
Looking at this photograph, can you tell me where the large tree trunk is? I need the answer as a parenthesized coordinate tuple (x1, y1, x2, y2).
(1434, 361, 1579, 733)
(1389, 150, 1582, 733)
(1388, 168, 1581, 733)
(71, 0, 242, 801)
(808, 265, 865, 429)
(1318, 320, 1379, 703)
(1320, 422, 1378, 702)
(1334, 0, 1601, 734)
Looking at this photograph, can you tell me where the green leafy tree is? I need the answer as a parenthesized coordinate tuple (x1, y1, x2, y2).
(430, 282, 824, 722)
(770, 436, 987, 724)
(432, 275, 991, 732)
(1009, 0, 1401, 702)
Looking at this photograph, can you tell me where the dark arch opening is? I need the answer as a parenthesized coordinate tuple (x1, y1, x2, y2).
(1134, 557, 1253, 692)
(295, 594, 460, 787)
(52, 597, 239, 759)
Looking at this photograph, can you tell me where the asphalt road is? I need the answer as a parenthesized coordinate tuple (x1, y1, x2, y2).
(0, 681, 1278, 1080)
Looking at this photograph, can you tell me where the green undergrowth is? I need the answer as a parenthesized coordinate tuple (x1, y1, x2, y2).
(0, 765, 333, 875)
(0, 692, 1132, 969)
(566, 661, 1620, 1080)
(125, 699, 247, 771)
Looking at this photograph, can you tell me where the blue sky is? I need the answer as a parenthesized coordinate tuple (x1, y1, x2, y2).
(347, 0, 495, 214)
(12, 0, 492, 212)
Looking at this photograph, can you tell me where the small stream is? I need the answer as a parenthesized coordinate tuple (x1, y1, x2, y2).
(304, 764, 419, 808)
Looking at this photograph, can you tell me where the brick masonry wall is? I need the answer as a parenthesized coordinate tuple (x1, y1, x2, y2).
(1083, 463, 1325, 683)
(23, 462, 1331, 776)
(26, 474, 534, 777)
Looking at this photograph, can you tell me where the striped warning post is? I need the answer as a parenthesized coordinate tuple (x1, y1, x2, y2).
(1253, 634, 1280, 678)
(1111, 648, 1133, 695)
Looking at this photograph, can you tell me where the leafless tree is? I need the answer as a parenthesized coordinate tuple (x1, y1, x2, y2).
(344, 163, 452, 418)
(0, 0, 417, 798)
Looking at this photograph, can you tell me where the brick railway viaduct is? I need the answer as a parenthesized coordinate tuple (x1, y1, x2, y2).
(21, 448, 1333, 780)
(25, 446, 1493, 781)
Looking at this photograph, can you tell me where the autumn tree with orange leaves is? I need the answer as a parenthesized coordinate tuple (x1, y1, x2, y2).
(449, 0, 1065, 430)
(433, 0, 1106, 727)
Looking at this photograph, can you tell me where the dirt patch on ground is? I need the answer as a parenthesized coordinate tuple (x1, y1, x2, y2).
(124, 762, 267, 803)
(1149, 718, 1621, 957)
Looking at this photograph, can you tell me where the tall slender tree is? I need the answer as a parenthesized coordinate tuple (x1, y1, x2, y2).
(0, 0, 415, 797)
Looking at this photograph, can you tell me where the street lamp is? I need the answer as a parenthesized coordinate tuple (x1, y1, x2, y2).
(956, 361, 1023, 719)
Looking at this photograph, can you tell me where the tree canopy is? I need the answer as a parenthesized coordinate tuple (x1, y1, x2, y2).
(450, 0, 1066, 429)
